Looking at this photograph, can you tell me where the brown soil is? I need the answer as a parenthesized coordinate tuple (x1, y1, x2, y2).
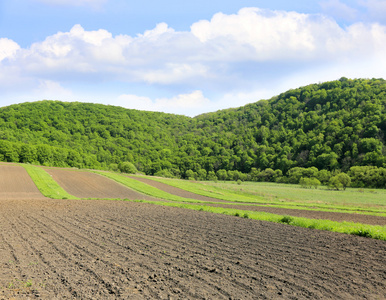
(0, 165, 45, 200)
(129, 176, 386, 226)
(45, 168, 155, 200)
(1, 199, 385, 299)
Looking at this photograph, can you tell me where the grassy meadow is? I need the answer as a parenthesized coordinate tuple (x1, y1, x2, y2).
(131, 175, 386, 216)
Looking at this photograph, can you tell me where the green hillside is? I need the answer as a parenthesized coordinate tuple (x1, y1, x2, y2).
(1, 77, 385, 186)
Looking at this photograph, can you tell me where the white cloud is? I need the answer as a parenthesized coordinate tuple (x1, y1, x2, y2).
(360, 0, 386, 13)
(319, 0, 358, 21)
(140, 22, 175, 39)
(359, 0, 386, 22)
(7, 9, 386, 86)
(33, 80, 74, 100)
(2, 7, 386, 115)
(116, 90, 211, 116)
(190, 7, 385, 62)
(0, 38, 20, 61)
(138, 63, 210, 84)
(6, 9, 386, 79)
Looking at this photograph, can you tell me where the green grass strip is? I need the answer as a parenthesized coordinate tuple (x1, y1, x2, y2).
(215, 201, 386, 217)
(131, 175, 267, 203)
(131, 176, 386, 216)
(94, 171, 206, 203)
(22, 164, 79, 200)
(136, 200, 386, 241)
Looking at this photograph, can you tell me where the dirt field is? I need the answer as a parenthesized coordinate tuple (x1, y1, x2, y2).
(128, 176, 227, 202)
(0, 165, 45, 200)
(127, 176, 386, 226)
(45, 168, 155, 200)
(0, 199, 385, 299)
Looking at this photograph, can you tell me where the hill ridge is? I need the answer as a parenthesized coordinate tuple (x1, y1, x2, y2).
(0, 77, 385, 183)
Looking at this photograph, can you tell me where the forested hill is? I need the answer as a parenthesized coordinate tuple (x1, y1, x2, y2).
(0, 77, 385, 180)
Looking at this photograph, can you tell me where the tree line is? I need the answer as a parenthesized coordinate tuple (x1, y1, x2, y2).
(0, 77, 385, 188)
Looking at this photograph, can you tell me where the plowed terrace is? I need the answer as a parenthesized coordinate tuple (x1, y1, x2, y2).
(0, 165, 385, 299)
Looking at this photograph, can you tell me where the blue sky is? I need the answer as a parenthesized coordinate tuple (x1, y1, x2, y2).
(1, 0, 386, 116)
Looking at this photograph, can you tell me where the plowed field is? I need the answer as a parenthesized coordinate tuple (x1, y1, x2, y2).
(1, 199, 385, 299)
(45, 168, 155, 200)
(0, 165, 45, 200)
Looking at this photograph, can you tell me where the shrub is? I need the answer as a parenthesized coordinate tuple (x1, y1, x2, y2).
(329, 172, 351, 190)
(280, 216, 294, 224)
(118, 161, 137, 174)
(299, 177, 321, 189)
(207, 171, 218, 181)
(329, 176, 343, 190)
(154, 169, 175, 178)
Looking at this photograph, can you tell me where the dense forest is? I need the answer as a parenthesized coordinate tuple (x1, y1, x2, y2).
(1, 77, 385, 187)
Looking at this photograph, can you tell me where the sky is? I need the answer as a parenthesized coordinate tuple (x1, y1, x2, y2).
(0, 0, 386, 116)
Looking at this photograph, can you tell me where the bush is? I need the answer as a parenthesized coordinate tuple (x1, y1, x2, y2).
(280, 216, 294, 224)
(207, 171, 218, 181)
(154, 169, 174, 178)
(299, 177, 321, 189)
(109, 163, 119, 172)
(328, 172, 351, 190)
(118, 161, 137, 174)
(185, 169, 197, 180)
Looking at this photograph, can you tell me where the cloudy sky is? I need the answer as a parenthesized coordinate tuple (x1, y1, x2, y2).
(0, 0, 385, 116)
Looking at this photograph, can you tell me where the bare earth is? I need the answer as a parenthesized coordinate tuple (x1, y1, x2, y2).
(0, 199, 385, 299)
(130, 176, 386, 226)
(45, 168, 155, 200)
(0, 165, 45, 200)
(0, 167, 385, 298)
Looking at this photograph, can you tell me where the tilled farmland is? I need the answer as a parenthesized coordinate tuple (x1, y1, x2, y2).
(1, 199, 385, 299)
(45, 168, 156, 200)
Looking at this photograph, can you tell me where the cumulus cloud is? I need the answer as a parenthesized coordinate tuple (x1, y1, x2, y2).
(319, 0, 358, 21)
(359, 0, 386, 22)
(6, 8, 386, 85)
(2, 7, 386, 115)
(33, 80, 74, 100)
(0, 38, 20, 61)
(116, 90, 211, 116)
(190, 7, 386, 62)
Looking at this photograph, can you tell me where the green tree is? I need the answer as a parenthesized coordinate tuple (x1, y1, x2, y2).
(216, 169, 228, 181)
(207, 171, 217, 181)
(328, 173, 351, 190)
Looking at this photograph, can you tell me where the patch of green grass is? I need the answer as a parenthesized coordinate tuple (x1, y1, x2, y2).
(131, 175, 386, 216)
(22, 164, 78, 199)
(206, 200, 386, 217)
(136, 200, 386, 241)
(207, 181, 386, 208)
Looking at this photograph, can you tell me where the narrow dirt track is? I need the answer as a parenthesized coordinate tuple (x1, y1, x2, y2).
(45, 168, 155, 200)
(129, 176, 386, 225)
(0, 165, 45, 200)
(127, 175, 228, 202)
(202, 204, 386, 226)
(0, 199, 385, 299)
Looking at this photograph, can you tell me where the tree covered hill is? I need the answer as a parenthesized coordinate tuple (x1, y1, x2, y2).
(0, 77, 385, 181)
